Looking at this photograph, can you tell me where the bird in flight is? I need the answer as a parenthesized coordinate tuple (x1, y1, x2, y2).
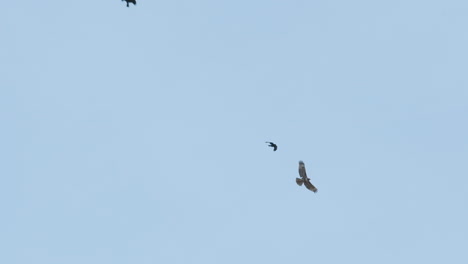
(296, 161, 318, 193)
(122, 0, 136, 7)
(265, 141, 278, 151)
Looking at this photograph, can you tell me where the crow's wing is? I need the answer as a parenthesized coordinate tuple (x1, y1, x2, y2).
(273, 145, 277, 151)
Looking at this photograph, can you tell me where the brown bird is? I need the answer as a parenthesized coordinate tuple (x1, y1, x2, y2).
(296, 161, 318, 193)
(122, 0, 136, 7)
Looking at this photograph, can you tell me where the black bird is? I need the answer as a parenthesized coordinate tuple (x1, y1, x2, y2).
(265, 141, 278, 151)
(122, 0, 136, 7)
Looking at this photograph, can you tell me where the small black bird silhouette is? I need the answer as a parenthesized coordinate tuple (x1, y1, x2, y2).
(265, 141, 278, 151)
(122, 0, 136, 7)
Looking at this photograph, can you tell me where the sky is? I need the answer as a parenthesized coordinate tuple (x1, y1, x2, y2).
(2, 1, 468, 263)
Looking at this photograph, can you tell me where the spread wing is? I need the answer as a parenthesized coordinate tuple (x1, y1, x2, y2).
(298, 162, 307, 179)
(304, 178, 318, 193)
(298, 161, 318, 193)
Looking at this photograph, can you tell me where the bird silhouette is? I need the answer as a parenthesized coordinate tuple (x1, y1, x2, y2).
(296, 161, 318, 193)
(265, 141, 278, 151)
(122, 0, 136, 7)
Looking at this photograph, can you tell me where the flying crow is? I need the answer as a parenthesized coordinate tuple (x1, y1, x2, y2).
(296, 161, 318, 193)
(265, 141, 278, 151)
(122, 0, 136, 7)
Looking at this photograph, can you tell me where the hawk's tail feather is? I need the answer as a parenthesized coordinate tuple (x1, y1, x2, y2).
(296, 178, 304, 186)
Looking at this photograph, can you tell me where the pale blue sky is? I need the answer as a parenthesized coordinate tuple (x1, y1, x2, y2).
(3, 1, 468, 263)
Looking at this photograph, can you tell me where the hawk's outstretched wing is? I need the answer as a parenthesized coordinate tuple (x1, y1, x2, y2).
(298, 161, 307, 179)
(304, 178, 318, 193)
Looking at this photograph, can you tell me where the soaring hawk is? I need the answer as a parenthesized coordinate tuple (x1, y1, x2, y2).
(296, 161, 318, 193)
